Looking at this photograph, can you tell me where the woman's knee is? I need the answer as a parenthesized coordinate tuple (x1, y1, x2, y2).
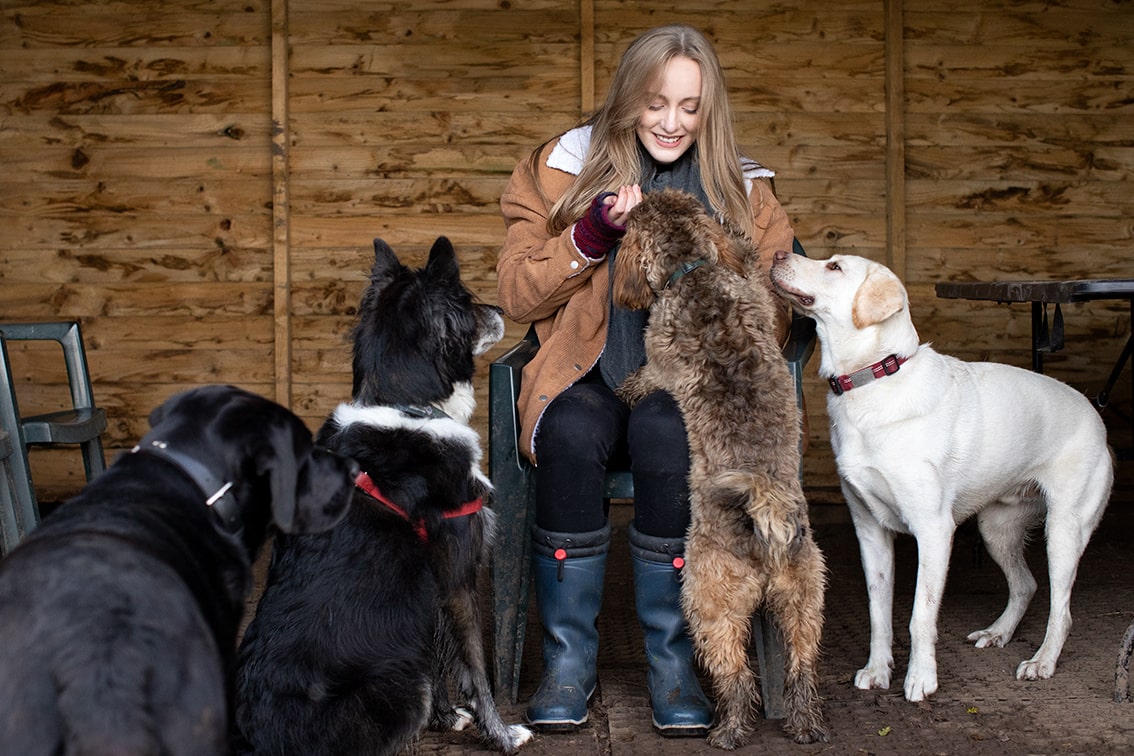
(627, 391, 688, 462)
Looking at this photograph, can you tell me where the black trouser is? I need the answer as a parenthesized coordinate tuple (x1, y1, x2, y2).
(533, 369, 691, 539)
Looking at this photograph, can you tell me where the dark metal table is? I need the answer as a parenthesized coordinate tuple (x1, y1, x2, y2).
(935, 278, 1134, 406)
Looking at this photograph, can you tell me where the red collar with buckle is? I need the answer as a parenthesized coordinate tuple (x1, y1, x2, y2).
(827, 353, 909, 395)
(354, 471, 482, 543)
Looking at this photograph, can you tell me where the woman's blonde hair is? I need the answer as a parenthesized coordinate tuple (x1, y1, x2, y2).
(537, 24, 760, 239)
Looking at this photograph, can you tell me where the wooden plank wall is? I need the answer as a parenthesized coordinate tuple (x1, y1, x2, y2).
(1, 0, 1131, 502)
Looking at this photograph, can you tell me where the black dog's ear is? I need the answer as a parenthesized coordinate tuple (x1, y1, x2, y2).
(146, 386, 199, 429)
(261, 423, 301, 533)
(372, 238, 399, 271)
(425, 235, 461, 285)
(264, 423, 355, 534)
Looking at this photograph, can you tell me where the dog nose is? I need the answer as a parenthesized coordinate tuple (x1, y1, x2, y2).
(773, 249, 790, 264)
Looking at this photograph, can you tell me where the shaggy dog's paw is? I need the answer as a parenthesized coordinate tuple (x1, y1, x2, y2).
(707, 723, 751, 751)
(615, 369, 652, 407)
(786, 721, 831, 745)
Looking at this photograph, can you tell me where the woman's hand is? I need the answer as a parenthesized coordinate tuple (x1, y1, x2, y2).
(603, 184, 643, 227)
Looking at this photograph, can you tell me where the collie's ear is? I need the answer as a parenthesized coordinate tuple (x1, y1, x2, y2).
(425, 236, 461, 284)
(372, 238, 399, 270)
(612, 230, 655, 310)
(852, 266, 906, 328)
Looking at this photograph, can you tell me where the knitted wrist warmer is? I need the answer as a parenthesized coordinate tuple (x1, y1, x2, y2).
(572, 191, 625, 259)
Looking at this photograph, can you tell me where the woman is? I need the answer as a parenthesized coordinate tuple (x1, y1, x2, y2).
(496, 24, 795, 735)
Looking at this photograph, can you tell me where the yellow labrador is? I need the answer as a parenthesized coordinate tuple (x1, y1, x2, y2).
(770, 251, 1113, 702)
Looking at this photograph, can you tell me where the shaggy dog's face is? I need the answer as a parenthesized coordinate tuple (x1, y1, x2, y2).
(351, 237, 504, 409)
(613, 188, 747, 310)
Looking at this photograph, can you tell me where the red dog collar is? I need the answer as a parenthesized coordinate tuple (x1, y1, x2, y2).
(827, 354, 909, 395)
(354, 471, 483, 543)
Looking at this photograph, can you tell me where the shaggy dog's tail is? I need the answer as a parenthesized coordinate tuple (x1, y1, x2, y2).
(709, 470, 807, 565)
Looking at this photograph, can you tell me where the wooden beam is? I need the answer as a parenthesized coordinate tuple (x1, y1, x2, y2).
(272, 0, 291, 407)
(580, 0, 595, 114)
(885, 0, 906, 277)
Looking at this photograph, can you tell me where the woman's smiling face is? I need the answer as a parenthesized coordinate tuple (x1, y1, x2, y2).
(636, 55, 703, 165)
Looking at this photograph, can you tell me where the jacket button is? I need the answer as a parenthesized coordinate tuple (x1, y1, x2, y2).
(569, 260, 579, 270)
(539, 395, 548, 402)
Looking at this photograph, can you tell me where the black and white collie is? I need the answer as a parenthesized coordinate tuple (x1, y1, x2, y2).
(234, 237, 531, 755)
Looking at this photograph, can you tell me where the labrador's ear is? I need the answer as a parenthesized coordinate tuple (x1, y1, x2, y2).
(612, 229, 655, 310)
(267, 424, 356, 535)
(852, 266, 907, 329)
(262, 422, 301, 533)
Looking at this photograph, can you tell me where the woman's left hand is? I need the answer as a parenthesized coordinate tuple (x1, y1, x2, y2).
(604, 184, 642, 227)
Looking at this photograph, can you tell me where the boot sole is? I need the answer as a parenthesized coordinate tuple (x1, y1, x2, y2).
(528, 715, 589, 732)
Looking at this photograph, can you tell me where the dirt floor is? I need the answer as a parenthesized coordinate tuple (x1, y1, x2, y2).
(406, 497, 1134, 756)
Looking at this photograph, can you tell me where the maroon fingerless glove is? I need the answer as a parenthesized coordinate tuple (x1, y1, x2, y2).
(572, 191, 625, 259)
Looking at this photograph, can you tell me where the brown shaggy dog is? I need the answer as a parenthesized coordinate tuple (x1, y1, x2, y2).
(613, 188, 829, 748)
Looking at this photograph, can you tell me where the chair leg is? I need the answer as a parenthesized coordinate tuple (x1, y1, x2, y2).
(491, 467, 537, 703)
(753, 610, 786, 719)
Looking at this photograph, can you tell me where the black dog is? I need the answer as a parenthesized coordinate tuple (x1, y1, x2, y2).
(235, 237, 531, 755)
(0, 385, 357, 756)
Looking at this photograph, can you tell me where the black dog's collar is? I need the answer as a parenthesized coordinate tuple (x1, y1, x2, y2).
(130, 439, 241, 534)
(392, 404, 451, 420)
(665, 259, 708, 289)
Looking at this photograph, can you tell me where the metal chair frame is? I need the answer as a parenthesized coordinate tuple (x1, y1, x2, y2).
(0, 321, 107, 553)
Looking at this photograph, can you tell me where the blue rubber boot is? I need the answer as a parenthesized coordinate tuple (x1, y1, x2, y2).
(629, 524, 714, 736)
(525, 522, 610, 730)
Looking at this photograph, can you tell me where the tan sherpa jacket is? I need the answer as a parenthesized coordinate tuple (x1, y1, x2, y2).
(496, 126, 795, 464)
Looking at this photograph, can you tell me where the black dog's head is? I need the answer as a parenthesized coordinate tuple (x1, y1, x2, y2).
(350, 236, 504, 422)
(145, 385, 357, 541)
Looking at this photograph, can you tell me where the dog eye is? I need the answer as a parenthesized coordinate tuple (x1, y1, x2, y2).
(826, 261, 842, 272)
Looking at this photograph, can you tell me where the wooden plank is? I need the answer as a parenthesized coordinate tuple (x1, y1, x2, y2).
(902, 9, 1134, 46)
(0, 8, 268, 48)
(0, 177, 271, 216)
(284, 76, 578, 114)
(885, 0, 906, 276)
(907, 145, 1134, 180)
(286, 177, 511, 215)
(288, 112, 574, 148)
(905, 44, 1133, 79)
(0, 283, 273, 316)
(0, 214, 272, 251)
(906, 214, 1133, 248)
(285, 8, 578, 45)
(906, 79, 1134, 113)
(0, 46, 270, 81)
(908, 245, 1134, 282)
(0, 115, 270, 148)
(581, 0, 594, 113)
(906, 112, 1132, 146)
(906, 179, 1134, 217)
(1, 79, 271, 114)
(0, 143, 269, 179)
(0, 248, 273, 284)
(272, 0, 290, 406)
